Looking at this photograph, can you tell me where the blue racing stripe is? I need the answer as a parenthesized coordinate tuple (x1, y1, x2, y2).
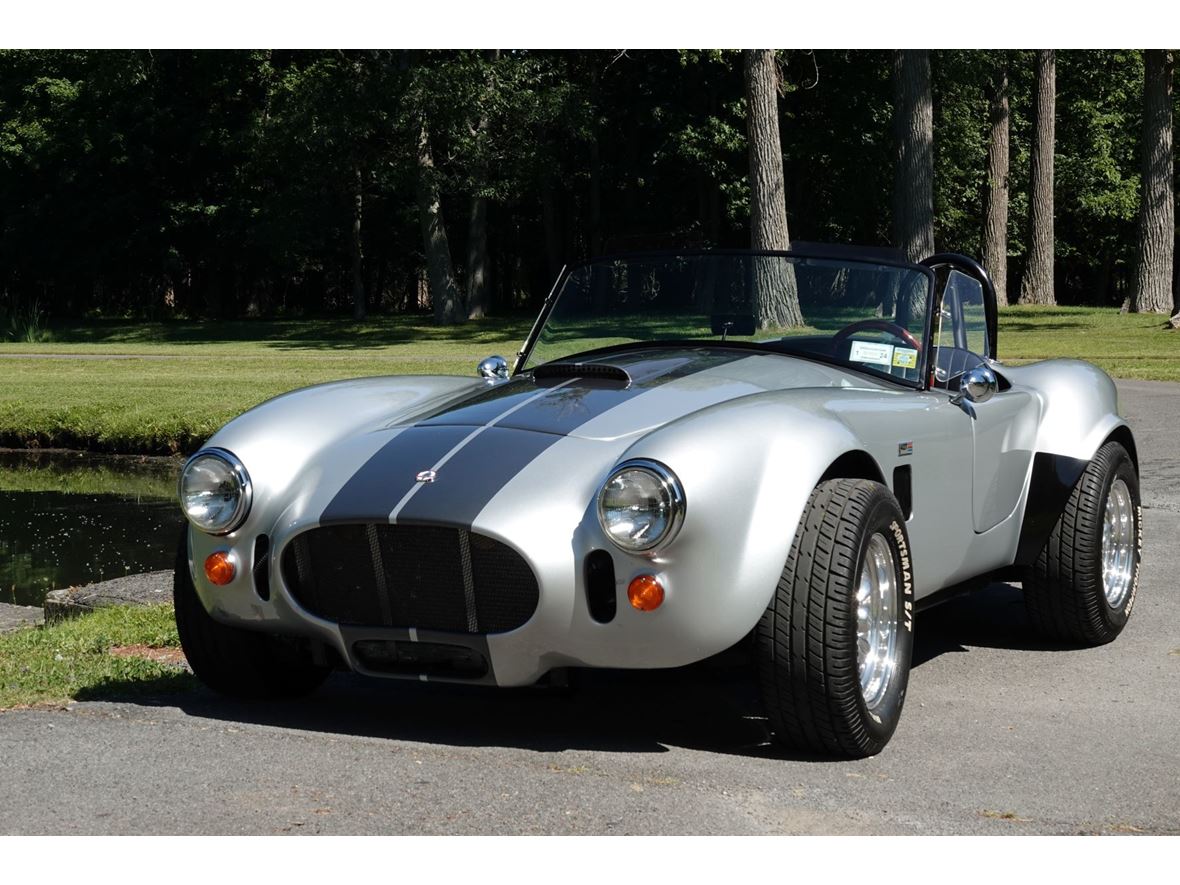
(321, 348, 750, 526)
(319, 425, 474, 524)
(394, 427, 561, 526)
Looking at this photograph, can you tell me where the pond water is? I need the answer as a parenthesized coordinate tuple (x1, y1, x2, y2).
(0, 451, 184, 607)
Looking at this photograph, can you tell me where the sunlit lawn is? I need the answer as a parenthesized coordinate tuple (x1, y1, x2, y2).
(0, 307, 1175, 454)
(0, 605, 190, 709)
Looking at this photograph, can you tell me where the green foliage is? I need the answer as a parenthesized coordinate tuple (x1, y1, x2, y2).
(0, 297, 51, 342)
(0, 49, 1165, 320)
(0, 605, 190, 709)
(0, 452, 176, 497)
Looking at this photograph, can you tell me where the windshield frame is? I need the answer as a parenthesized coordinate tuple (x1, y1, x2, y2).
(514, 249, 938, 391)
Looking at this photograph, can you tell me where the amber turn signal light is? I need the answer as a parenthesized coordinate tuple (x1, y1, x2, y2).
(627, 574, 665, 611)
(204, 551, 236, 586)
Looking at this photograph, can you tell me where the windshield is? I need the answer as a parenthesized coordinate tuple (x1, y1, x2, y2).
(520, 253, 933, 386)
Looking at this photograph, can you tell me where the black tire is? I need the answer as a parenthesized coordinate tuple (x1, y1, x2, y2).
(174, 533, 331, 699)
(1023, 441, 1141, 645)
(756, 479, 915, 759)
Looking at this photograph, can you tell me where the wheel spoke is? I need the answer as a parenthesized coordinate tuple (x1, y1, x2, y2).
(1101, 478, 1135, 608)
(857, 533, 899, 711)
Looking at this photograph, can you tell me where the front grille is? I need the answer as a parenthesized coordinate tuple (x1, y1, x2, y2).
(281, 524, 539, 634)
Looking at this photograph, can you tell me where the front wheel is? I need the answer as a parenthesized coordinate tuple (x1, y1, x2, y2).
(174, 532, 331, 699)
(756, 479, 915, 758)
(1023, 441, 1141, 645)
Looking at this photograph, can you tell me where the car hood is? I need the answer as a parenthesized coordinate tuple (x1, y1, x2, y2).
(405, 346, 880, 442)
(308, 347, 886, 527)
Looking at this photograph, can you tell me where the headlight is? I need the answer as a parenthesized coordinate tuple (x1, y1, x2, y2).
(179, 448, 252, 535)
(597, 459, 685, 552)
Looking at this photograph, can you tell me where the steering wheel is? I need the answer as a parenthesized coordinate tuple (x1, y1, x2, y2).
(832, 319, 922, 352)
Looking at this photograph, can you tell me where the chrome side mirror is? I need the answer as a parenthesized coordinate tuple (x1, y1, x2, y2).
(477, 355, 509, 382)
(951, 364, 998, 407)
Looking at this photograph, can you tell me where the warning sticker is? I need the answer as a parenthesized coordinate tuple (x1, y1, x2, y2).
(849, 340, 895, 367)
(892, 347, 918, 369)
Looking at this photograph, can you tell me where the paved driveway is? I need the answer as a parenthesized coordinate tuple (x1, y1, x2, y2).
(1, 381, 1177, 835)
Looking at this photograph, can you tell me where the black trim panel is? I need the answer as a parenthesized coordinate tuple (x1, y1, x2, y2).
(1013, 452, 1089, 566)
(339, 625, 496, 685)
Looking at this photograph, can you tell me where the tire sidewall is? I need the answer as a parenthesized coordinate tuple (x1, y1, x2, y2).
(847, 489, 915, 747)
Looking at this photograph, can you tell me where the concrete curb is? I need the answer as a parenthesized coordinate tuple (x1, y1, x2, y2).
(43, 571, 172, 624)
(0, 602, 43, 633)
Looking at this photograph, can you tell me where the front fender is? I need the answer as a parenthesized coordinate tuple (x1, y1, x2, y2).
(600, 391, 879, 658)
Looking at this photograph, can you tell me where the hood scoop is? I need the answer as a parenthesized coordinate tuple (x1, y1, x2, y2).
(532, 362, 632, 388)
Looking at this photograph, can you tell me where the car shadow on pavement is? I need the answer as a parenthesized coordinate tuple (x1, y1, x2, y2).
(911, 581, 1094, 665)
(85, 581, 1087, 760)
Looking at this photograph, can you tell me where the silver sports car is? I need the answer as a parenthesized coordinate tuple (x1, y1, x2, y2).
(175, 246, 1141, 758)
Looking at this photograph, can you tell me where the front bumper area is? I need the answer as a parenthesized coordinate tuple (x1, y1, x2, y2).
(186, 506, 783, 687)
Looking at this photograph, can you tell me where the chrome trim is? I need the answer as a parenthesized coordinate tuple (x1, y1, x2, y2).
(596, 458, 687, 554)
(477, 355, 510, 382)
(857, 532, 899, 711)
(178, 447, 253, 536)
(951, 364, 998, 407)
(1101, 477, 1135, 609)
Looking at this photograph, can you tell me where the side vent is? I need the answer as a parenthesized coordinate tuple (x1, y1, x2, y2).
(892, 466, 913, 519)
(252, 534, 271, 601)
(585, 550, 617, 623)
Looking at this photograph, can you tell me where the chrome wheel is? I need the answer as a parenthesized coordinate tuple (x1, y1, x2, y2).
(856, 533, 899, 711)
(1101, 478, 1135, 608)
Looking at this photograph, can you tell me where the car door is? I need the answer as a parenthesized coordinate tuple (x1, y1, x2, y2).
(926, 263, 1041, 533)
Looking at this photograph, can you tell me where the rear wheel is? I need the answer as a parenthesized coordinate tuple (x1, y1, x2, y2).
(756, 479, 915, 758)
(1023, 441, 1141, 645)
(174, 532, 331, 699)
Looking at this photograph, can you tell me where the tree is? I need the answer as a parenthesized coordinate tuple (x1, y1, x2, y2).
(1019, 50, 1057, 305)
(743, 49, 803, 329)
(1131, 50, 1174, 314)
(415, 118, 463, 325)
(892, 50, 934, 263)
(982, 60, 1011, 305)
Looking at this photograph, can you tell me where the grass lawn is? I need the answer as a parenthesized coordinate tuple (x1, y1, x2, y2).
(0, 316, 532, 453)
(0, 307, 1175, 455)
(0, 605, 191, 709)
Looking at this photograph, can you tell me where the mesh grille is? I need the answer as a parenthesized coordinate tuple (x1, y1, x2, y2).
(281, 524, 539, 634)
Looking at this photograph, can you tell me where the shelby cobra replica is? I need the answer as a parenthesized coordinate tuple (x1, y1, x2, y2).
(175, 247, 1141, 758)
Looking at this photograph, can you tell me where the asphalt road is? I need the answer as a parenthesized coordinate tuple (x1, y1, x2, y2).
(2, 381, 1177, 835)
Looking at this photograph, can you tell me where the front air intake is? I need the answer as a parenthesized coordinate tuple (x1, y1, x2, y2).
(281, 524, 539, 634)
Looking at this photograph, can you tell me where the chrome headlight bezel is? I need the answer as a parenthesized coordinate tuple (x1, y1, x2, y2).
(178, 448, 253, 536)
(596, 459, 686, 553)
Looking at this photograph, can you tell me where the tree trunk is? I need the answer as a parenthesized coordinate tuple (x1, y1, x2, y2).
(892, 50, 935, 264)
(465, 194, 489, 319)
(1019, 50, 1057, 306)
(415, 120, 462, 325)
(351, 164, 366, 321)
(982, 64, 1011, 307)
(1131, 50, 1174, 314)
(464, 49, 498, 321)
(743, 49, 803, 329)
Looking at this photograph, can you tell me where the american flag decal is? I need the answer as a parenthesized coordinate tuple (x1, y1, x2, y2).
(898, 441, 914, 457)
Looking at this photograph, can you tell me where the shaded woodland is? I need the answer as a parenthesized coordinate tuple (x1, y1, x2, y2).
(0, 49, 1174, 324)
